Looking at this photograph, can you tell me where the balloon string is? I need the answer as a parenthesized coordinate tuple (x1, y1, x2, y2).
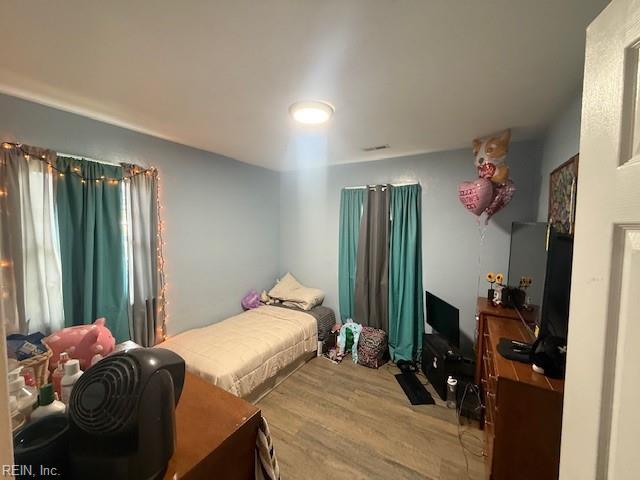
(475, 222, 488, 303)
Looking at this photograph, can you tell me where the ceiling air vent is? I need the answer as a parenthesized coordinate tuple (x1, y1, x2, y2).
(362, 144, 390, 152)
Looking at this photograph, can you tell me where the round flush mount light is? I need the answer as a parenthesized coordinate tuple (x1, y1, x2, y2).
(289, 100, 335, 125)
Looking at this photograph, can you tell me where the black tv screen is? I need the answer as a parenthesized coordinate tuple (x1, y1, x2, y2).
(508, 223, 574, 340)
(540, 230, 574, 340)
(425, 291, 459, 347)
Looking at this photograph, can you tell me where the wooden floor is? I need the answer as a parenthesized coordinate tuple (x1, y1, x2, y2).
(258, 357, 484, 480)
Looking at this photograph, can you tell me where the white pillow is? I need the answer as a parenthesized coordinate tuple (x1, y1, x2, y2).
(268, 273, 325, 310)
(268, 273, 302, 299)
(281, 288, 325, 310)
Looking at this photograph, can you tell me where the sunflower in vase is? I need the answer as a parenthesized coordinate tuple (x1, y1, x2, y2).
(486, 272, 496, 301)
(486, 272, 506, 305)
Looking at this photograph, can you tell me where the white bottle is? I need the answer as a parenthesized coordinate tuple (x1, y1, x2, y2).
(61, 359, 83, 405)
(446, 376, 458, 409)
(8, 367, 38, 420)
(10, 396, 25, 431)
(31, 383, 66, 421)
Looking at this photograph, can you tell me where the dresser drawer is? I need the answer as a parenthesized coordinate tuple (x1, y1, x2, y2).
(482, 352, 497, 396)
(485, 389, 496, 427)
(482, 333, 495, 371)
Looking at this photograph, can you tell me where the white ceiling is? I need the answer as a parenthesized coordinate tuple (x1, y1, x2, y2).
(0, 0, 609, 171)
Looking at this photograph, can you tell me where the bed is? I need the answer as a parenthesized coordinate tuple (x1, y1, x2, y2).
(158, 304, 335, 402)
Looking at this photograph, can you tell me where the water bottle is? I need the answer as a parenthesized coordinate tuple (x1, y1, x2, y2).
(446, 376, 458, 409)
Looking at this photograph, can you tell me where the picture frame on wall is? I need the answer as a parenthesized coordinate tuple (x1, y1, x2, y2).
(548, 154, 579, 235)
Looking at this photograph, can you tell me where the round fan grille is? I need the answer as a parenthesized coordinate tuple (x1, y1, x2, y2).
(69, 355, 141, 434)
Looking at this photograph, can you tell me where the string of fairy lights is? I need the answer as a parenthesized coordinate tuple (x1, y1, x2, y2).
(1, 141, 157, 183)
(0, 141, 168, 340)
(155, 170, 168, 341)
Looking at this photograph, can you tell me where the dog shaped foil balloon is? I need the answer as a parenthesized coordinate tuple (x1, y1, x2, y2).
(473, 129, 511, 185)
(458, 129, 516, 223)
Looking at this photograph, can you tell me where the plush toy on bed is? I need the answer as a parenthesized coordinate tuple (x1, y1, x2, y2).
(241, 290, 262, 310)
(44, 318, 116, 371)
(260, 290, 279, 305)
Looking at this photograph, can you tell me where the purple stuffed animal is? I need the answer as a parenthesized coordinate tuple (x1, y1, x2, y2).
(241, 290, 261, 310)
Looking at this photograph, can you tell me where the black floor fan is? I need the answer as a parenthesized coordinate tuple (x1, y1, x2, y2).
(68, 348, 186, 480)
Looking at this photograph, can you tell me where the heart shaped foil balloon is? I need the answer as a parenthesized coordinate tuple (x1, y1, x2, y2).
(458, 178, 494, 216)
(484, 180, 516, 222)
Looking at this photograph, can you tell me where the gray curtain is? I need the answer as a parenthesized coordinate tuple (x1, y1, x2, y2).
(0, 144, 65, 335)
(124, 165, 163, 346)
(354, 185, 390, 331)
(1, 144, 27, 334)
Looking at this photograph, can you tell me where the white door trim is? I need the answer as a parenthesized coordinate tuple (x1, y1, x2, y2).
(560, 1, 640, 478)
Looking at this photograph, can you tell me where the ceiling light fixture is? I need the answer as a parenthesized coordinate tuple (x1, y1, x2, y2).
(289, 100, 334, 125)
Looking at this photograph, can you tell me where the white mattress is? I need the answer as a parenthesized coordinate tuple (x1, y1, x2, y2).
(157, 305, 317, 398)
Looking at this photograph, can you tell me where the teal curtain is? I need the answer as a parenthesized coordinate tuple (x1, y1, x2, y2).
(388, 184, 424, 361)
(338, 188, 365, 321)
(55, 156, 129, 343)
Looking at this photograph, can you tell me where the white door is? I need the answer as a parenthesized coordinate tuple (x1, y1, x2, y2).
(561, 1, 640, 479)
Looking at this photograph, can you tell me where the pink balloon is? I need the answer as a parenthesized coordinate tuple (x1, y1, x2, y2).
(484, 180, 516, 222)
(458, 178, 494, 216)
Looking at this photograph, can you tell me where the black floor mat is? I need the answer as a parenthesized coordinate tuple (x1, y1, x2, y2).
(395, 372, 435, 405)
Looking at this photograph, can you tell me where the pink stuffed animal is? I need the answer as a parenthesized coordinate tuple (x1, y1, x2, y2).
(44, 318, 116, 371)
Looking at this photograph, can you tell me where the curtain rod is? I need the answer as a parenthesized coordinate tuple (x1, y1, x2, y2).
(343, 182, 419, 190)
(57, 152, 121, 167)
(1, 142, 155, 182)
(3, 141, 146, 169)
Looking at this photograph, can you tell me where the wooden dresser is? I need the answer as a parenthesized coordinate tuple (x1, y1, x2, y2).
(475, 298, 564, 480)
(163, 372, 261, 480)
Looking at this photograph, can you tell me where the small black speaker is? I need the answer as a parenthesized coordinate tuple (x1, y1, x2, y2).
(502, 287, 526, 309)
(68, 348, 185, 480)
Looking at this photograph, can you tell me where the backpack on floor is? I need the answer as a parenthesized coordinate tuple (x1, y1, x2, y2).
(357, 326, 388, 369)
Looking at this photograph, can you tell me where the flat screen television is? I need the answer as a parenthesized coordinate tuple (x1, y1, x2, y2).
(539, 229, 573, 340)
(425, 291, 459, 347)
(507, 222, 573, 341)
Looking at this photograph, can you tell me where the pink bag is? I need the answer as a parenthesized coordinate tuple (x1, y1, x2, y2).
(357, 326, 388, 369)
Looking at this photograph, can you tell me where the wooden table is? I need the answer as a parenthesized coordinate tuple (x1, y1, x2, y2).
(163, 372, 261, 480)
(479, 314, 564, 480)
(474, 297, 538, 384)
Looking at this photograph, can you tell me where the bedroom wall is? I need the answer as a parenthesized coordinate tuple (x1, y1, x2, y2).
(279, 140, 543, 353)
(535, 91, 583, 221)
(0, 93, 280, 336)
